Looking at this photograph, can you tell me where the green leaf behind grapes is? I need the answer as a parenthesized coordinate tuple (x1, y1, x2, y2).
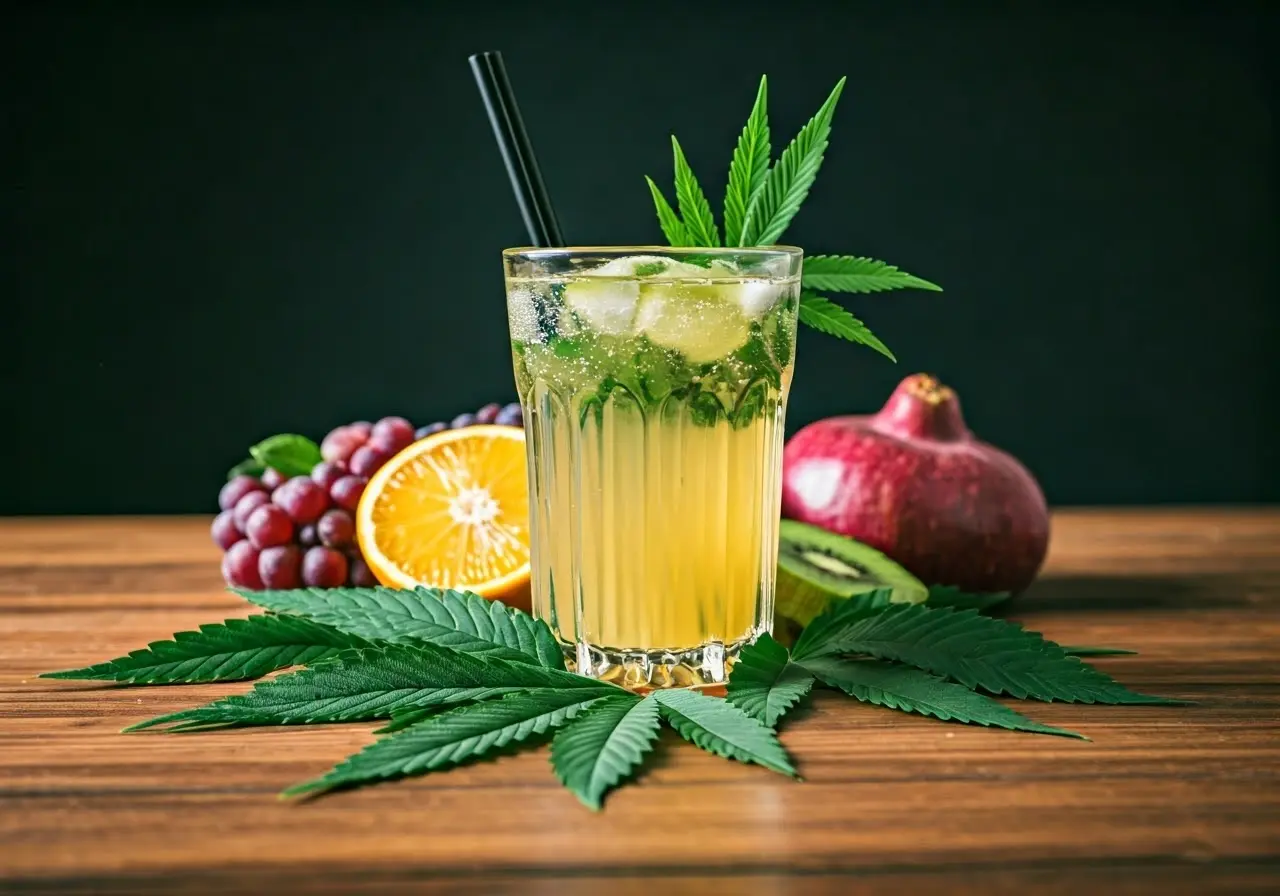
(248, 433, 322, 477)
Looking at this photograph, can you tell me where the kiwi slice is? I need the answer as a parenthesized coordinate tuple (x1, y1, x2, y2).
(774, 519, 928, 642)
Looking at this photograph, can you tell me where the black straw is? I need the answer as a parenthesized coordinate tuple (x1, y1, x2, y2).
(468, 51, 565, 248)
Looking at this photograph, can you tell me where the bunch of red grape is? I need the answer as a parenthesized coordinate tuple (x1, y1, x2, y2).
(212, 402, 523, 589)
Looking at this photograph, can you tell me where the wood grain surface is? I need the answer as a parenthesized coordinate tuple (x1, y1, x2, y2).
(1, 510, 1278, 894)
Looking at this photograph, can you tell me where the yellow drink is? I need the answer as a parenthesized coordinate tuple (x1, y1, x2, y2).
(503, 247, 802, 688)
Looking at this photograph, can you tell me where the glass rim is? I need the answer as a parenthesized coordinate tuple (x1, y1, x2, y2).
(502, 245, 803, 259)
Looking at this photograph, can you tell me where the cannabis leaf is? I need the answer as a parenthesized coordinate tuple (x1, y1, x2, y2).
(926, 585, 1011, 612)
(239, 586, 563, 669)
(1063, 646, 1138, 658)
(723, 75, 770, 247)
(802, 255, 942, 294)
(740, 77, 845, 246)
(41, 615, 366, 685)
(654, 689, 795, 777)
(551, 693, 661, 810)
(671, 136, 719, 247)
(283, 689, 607, 798)
(645, 176, 690, 246)
(799, 292, 896, 361)
(725, 633, 815, 726)
(801, 657, 1086, 740)
(793, 603, 1179, 705)
(127, 641, 617, 732)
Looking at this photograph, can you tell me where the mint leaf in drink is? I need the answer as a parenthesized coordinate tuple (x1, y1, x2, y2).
(633, 261, 667, 277)
(126, 641, 616, 732)
(801, 656, 1086, 740)
(249, 433, 323, 477)
(654, 688, 796, 777)
(925, 585, 1012, 612)
(802, 255, 942, 294)
(644, 175, 691, 246)
(740, 77, 845, 246)
(724, 75, 770, 247)
(798, 293, 896, 362)
(238, 586, 564, 669)
(41, 615, 367, 685)
(283, 689, 607, 798)
(725, 633, 815, 726)
(227, 457, 267, 480)
(551, 693, 660, 810)
(670, 136, 720, 247)
(792, 603, 1181, 705)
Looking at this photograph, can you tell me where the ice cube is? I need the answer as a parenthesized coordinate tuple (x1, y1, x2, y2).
(563, 279, 641, 336)
(734, 280, 783, 318)
(507, 288, 543, 343)
(636, 284, 750, 364)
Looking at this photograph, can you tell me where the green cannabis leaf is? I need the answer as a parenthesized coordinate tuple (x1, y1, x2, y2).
(741, 77, 846, 246)
(239, 586, 563, 669)
(802, 255, 942, 294)
(645, 176, 690, 246)
(41, 615, 366, 685)
(723, 75, 770, 247)
(551, 693, 661, 810)
(925, 585, 1012, 612)
(283, 689, 608, 798)
(801, 657, 1086, 740)
(1063, 646, 1139, 658)
(127, 641, 617, 732)
(799, 292, 896, 361)
(654, 689, 796, 777)
(793, 603, 1178, 705)
(725, 633, 815, 726)
(671, 136, 720, 247)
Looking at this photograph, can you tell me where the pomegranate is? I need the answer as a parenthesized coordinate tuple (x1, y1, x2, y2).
(780, 373, 1049, 594)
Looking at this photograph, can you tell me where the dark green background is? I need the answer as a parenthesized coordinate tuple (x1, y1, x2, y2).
(5, 1, 1275, 514)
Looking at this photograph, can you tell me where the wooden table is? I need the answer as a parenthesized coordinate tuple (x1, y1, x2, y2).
(1, 510, 1278, 894)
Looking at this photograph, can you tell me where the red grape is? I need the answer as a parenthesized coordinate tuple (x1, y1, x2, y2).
(317, 509, 355, 548)
(347, 553, 377, 587)
(222, 540, 263, 589)
(415, 422, 447, 440)
(211, 511, 243, 550)
(310, 460, 347, 491)
(232, 490, 271, 531)
(219, 475, 264, 511)
(245, 504, 295, 549)
(350, 421, 374, 438)
(370, 416, 414, 454)
(272, 476, 328, 524)
(475, 402, 502, 424)
(495, 402, 523, 426)
(259, 544, 303, 589)
(321, 426, 367, 464)
(330, 475, 366, 512)
(298, 523, 320, 547)
(450, 412, 477, 429)
(302, 546, 349, 588)
(261, 467, 287, 490)
(349, 445, 390, 478)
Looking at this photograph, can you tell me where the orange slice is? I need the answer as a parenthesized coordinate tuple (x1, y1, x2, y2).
(355, 424, 531, 608)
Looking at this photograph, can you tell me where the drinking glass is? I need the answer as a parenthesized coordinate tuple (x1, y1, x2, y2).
(503, 247, 803, 688)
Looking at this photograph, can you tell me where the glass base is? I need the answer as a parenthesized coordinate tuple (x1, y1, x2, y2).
(565, 634, 759, 691)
